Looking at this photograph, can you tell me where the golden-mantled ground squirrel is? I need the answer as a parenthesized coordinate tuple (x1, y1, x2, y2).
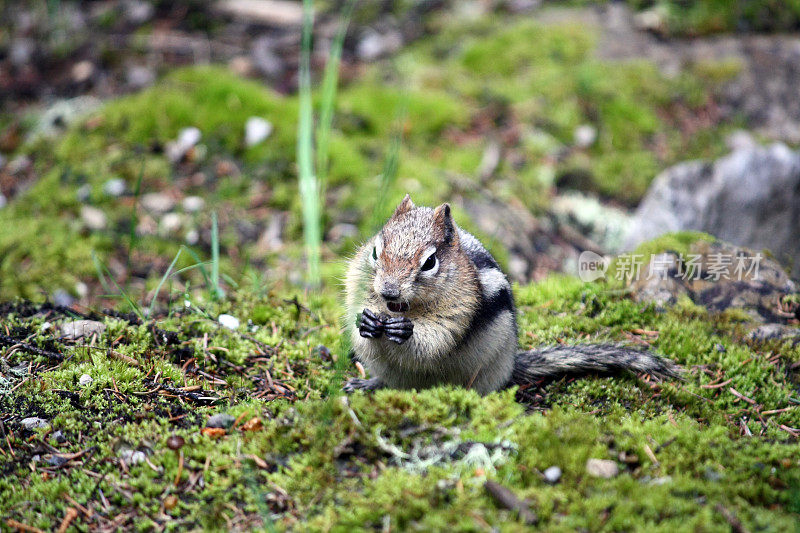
(344, 195, 678, 394)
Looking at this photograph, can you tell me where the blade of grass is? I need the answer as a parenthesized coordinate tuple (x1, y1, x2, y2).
(94, 255, 143, 319)
(370, 97, 408, 231)
(316, 0, 357, 200)
(210, 212, 224, 300)
(127, 158, 145, 268)
(91, 251, 112, 295)
(184, 247, 214, 289)
(147, 246, 183, 319)
(298, 0, 321, 287)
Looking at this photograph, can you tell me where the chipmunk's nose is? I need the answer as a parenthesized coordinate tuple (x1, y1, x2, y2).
(380, 284, 400, 301)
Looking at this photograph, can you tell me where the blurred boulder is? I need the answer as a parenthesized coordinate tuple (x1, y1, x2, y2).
(551, 192, 631, 253)
(80, 206, 108, 231)
(126, 65, 155, 90)
(624, 144, 800, 278)
(357, 29, 403, 61)
(628, 240, 798, 323)
(215, 0, 303, 27)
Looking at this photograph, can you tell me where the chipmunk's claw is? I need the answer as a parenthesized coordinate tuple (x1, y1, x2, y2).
(359, 308, 413, 344)
(343, 377, 384, 393)
(359, 308, 384, 339)
(383, 315, 414, 344)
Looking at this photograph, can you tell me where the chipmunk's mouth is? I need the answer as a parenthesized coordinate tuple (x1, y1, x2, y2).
(387, 301, 409, 313)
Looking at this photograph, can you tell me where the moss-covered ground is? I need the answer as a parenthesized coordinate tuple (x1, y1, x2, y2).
(0, 8, 740, 300)
(2, 5, 798, 531)
(2, 272, 799, 531)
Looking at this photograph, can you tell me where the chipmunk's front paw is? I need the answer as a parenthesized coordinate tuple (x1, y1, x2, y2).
(383, 315, 414, 344)
(358, 308, 384, 339)
(343, 377, 384, 393)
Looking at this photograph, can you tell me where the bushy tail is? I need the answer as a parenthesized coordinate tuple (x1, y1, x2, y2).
(512, 344, 680, 385)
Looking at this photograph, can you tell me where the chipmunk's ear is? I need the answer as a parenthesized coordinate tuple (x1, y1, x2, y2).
(392, 194, 415, 218)
(433, 203, 455, 243)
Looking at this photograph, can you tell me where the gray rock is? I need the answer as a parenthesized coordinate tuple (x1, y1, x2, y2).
(543, 465, 562, 484)
(80, 206, 108, 231)
(166, 127, 202, 163)
(218, 314, 240, 330)
(76, 184, 91, 203)
(704, 467, 724, 482)
(185, 229, 200, 245)
(245, 117, 273, 146)
(746, 324, 800, 343)
(624, 144, 800, 278)
(586, 458, 619, 478)
(629, 252, 688, 307)
(229, 55, 255, 77)
(507, 0, 542, 13)
(71, 60, 95, 84)
(256, 213, 287, 254)
(61, 320, 106, 340)
(207, 413, 236, 429)
(21, 417, 49, 430)
(357, 29, 403, 61)
(573, 124, 597, 148)
(215, 0, 304, 26)
(251, 37, 284, 78)
(8, 155, 32, 175)
(159, 213, 184, 234)
(10, 38, 35, 66)
(103, 178, 127, 197)
(126, 65, 155, 90)
(327, 223, 358, 243)
(182, 196, 205, 213)
(120, 449, 146, 465)
(29, 97, 101, 140)
(47, 455, 69, 467)
(626, 240, 797, 321)
(141, 192, 176, 214)
(53, 289, 74, 308)
(123, 0, 154, 24)
(79, 374, 93, 387)
(551, 192, 632, 253)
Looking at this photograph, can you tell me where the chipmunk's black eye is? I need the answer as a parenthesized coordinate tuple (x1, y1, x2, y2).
(372, 247, 378, 261)
(421, 253, 437, 272)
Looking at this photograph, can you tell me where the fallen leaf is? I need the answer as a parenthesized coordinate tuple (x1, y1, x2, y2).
(241, 417, 263, 432)
(201, 427, 226, 438)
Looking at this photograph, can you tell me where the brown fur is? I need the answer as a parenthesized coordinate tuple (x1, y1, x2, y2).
(345, 196, 679, 395)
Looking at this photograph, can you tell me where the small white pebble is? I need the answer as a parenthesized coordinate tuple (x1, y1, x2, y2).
(120, 449, 146, 464)
(245, 117, 273, 147)
(79, 373, 93, 387)
(543, 465, 562, 484)
(182, 196, 205, 213)
(185, 228, 199, 245)
(21, 417, 49, 430)
(574, 124, 597, 148)
(218, 314, 240, 330)
(586, 458, 619, 478)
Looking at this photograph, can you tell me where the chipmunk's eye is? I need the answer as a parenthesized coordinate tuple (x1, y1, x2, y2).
(372, 247, 378, 261)
(420, 253, 437, 272)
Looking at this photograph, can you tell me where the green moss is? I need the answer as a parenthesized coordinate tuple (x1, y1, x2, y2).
(626, 0, 800, 36)
(3, 260, 799, 529)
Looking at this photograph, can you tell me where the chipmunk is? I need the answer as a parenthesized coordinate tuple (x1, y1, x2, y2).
(344, 195, 678, 395)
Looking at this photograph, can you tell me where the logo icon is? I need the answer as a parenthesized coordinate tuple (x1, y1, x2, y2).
(578, 251, 609, 282)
